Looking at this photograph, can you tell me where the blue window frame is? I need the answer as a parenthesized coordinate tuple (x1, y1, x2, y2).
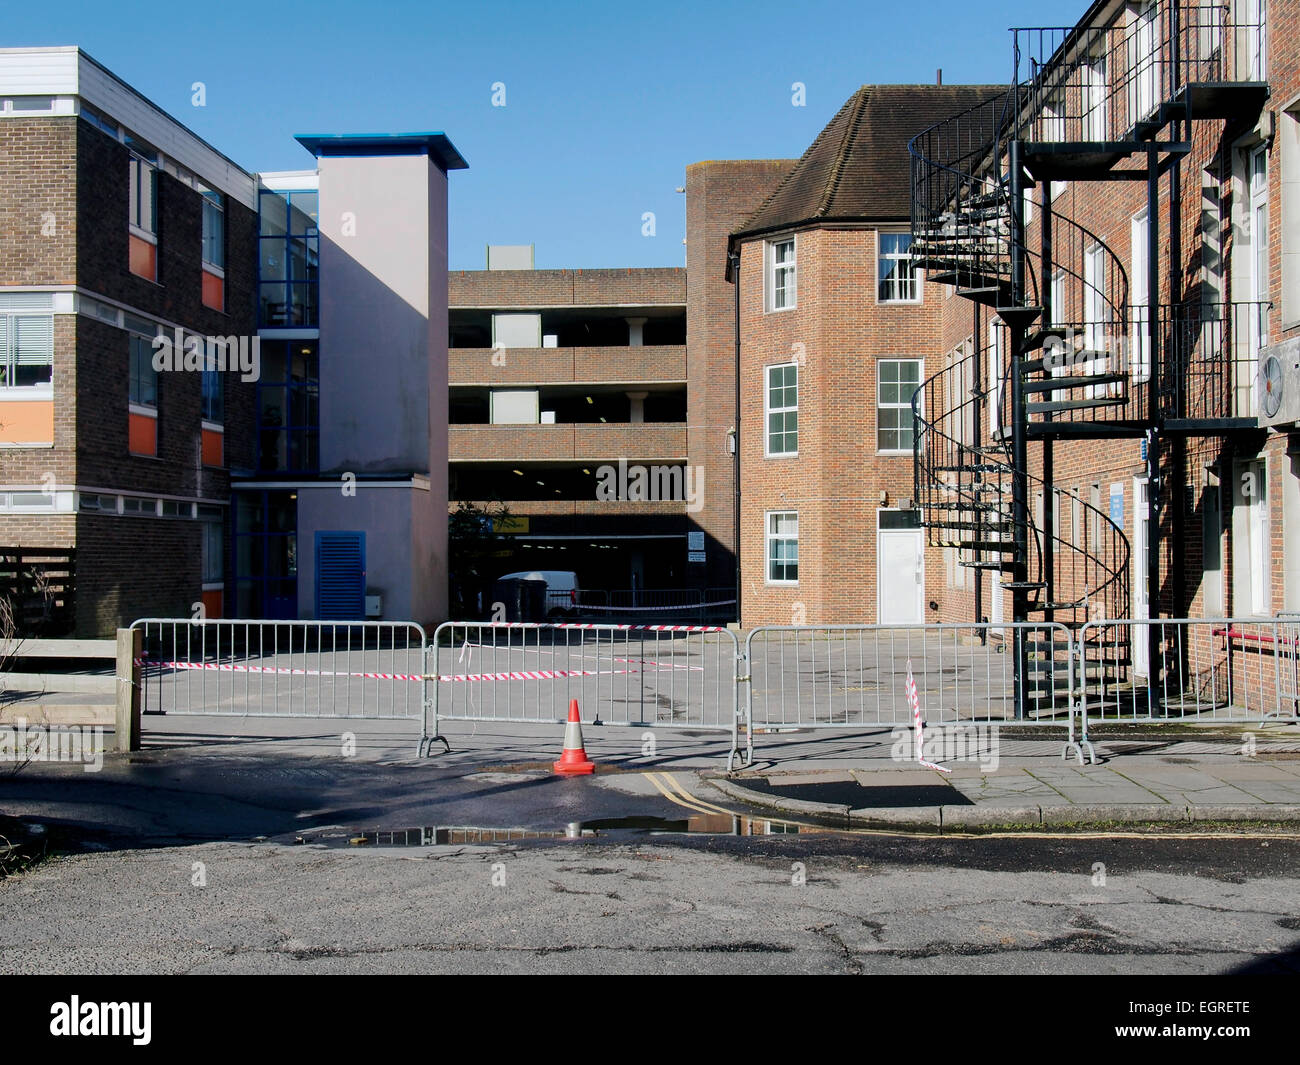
(256, 339, 319, 474)
(258, 189, 319, 327)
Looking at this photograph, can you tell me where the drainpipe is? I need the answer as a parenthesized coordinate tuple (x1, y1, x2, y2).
(729, 249, 742, 627)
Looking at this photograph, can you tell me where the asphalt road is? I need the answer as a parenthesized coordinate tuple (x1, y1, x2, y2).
(2, 750, 1298, 975)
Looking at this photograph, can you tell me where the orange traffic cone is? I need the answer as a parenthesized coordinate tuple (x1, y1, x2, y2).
(553, 698, 595, 775)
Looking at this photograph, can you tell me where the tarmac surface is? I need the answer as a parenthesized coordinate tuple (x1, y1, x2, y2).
(3, 715, 1300, 974)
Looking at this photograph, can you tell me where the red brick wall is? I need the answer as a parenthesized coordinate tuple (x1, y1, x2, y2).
(926, 1, 1300, 650)
(738, 225, 950, 626)
(687, 159, 795, 598)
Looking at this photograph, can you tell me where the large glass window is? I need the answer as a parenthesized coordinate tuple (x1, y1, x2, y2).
(258, 189, 319, 327)
(233, 491, 298, 618)
(129, 334, 158, 408)
(257, 340, 319, 473)
(767, 511, 799, 583)
(765, 362, 798, 455)
(0, 313, 54, 389)
(202, 515, 224, 584)
(878, 233, 920, 303)
(877, 359, 923, 452)
(202, 365, 224, 424)
(201, 189, 225, 269)
(128, 152, 157, 235)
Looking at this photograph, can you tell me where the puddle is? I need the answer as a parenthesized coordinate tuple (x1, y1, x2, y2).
(298, 813, 807, 848)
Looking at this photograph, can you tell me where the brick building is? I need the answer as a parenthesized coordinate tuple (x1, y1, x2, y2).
(0, 47, 258, 635)
(911, 1, 1294, 707)
(727, 85, 998, 626)
(0, 48, 463, 634)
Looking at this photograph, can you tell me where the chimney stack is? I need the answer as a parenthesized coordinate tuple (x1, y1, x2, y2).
(936, 68, 943, 86)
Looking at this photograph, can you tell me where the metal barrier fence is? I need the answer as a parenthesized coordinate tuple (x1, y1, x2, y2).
(420, 621, 743, 766)
(1077, 617, 1300, 739)
(743, 623, 1085, 763)
(130, 619, 428, 719)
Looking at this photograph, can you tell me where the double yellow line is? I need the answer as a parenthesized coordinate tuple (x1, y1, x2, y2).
(643, 771, 734, 816)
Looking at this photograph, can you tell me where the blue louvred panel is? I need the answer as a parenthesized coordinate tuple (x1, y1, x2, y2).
(315, 531, 365, 620)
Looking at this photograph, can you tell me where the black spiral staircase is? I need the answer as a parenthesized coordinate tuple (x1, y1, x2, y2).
(907, 4, 1268, 721)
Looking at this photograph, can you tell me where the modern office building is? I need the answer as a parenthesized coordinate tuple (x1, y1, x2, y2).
(0, 47, 462, 634)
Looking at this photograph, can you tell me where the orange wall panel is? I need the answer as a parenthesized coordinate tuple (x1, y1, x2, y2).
(0, 400, 54, 446)
(128, 234, 156, 280)
(201, 589, 223, 620)
(128, 411, 157, 456)
(202, 268, 224, 311)
(201, 426, 224, 467)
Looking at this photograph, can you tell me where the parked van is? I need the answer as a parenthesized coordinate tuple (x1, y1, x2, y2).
(495, 570, 581, 618)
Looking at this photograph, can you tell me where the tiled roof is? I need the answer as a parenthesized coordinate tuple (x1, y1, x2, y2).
(732, 84, 1005, 239)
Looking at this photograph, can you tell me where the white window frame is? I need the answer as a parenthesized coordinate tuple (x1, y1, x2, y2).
(988, 319, 1005, 437)
(765, 510, 799, 585)
(0, 312, 54, 393)
(877, 231, 922, 304)
(1129, 2, 1158, 126)
(1049, 271, 1067, 399)
(764, 361, 798, 457)
(1043, 93, 1067, 200)
(1239, 0, 1267, 81)
(1084, 244, 1107, 397)
(1234, 457, 1270, 615)
(1084, 54, 1108, 141)
(766, 237, 797, 312)
(1131, 210, 1152, 383)
(876, 358, 924, 454)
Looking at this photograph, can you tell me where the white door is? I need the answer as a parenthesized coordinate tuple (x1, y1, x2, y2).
(878, 510, 924, 624)
(1133, 478, 1150, 676)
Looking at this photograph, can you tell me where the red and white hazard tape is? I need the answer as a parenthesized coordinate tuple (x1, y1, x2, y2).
(135, 658, 698, 684)
(579, 599, 738, 613)
(136, 658, 423, 682)
(905, 658, 950, 774)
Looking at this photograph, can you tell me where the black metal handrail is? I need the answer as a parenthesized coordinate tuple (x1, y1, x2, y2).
(912, 354, 1130, 625)
(1160, 300, 1272, 421)
(1012, 5, 1267, 144)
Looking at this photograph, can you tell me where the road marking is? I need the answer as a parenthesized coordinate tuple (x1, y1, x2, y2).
(644, 772, 729, 816)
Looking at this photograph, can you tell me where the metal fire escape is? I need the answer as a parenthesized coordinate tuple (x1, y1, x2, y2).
(909, 3, 1269, 719)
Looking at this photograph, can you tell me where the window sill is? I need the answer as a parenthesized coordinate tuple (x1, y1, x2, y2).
(764, 451, 799, 459)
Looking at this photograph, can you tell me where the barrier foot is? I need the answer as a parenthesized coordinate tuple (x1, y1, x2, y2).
(1062, 740, 1084, 766)
(1081, 739, 1097, 765)
(417, 734, 451, 758)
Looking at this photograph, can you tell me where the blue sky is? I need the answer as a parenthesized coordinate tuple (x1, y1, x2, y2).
(7, 0, 1088, 270)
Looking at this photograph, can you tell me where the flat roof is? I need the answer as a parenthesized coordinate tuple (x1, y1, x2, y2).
(295, 132, 468, 172)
